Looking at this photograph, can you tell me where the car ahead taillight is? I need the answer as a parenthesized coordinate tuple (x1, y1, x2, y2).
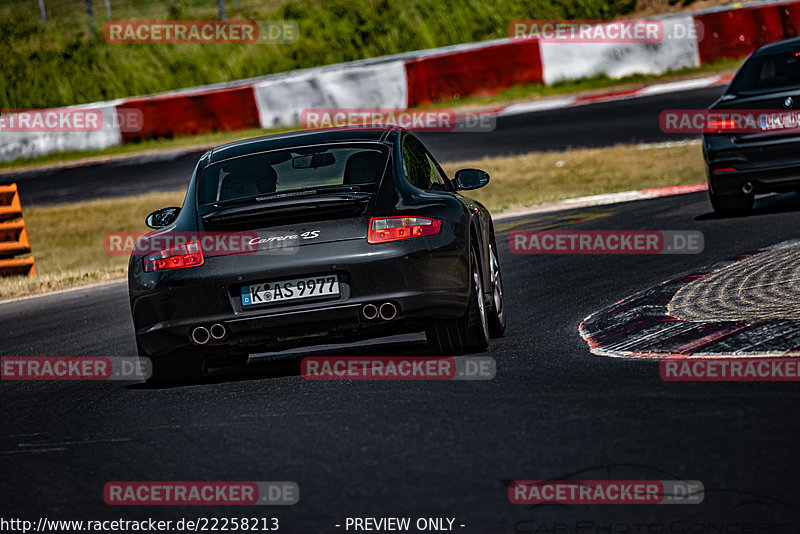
(143, 241, 204, 272)
(368, 217, 442, 244)
(706, 118, 737, 132)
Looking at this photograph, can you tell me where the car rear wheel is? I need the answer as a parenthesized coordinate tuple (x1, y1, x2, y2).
(144, 349, 205, 386)
(426, 249, 489, 354)
(487, 243, 506, 338)
(709, 190, 753, 215)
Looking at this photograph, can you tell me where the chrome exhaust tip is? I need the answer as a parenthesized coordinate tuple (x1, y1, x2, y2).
(379, 302, 397, 321)
(209, 323, 227, 341)
(362, 303, 379, 320)
(742, 181, 754, 194)
(191, 326, 210, 345)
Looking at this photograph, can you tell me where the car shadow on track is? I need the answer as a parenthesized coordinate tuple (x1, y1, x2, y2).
(126, 334, 432, 389)
(696, 191, 800, 220)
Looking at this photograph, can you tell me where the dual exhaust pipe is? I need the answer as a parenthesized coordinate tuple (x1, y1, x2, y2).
(192, 303, 397, 343)
(190, 323, 227, 345)
(362, 302, 398, 321)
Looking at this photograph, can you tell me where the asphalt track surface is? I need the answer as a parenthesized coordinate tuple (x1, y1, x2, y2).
(3, 189, 800, 530)
(4, 85, 725, 206)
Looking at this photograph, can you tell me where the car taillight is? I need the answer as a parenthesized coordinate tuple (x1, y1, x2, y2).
(368, 217, 442, 244)
(706, 118, 737, 132)
(143, 241, 204, 272)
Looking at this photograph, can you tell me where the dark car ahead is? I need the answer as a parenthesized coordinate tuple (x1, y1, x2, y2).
(129, 126, 505, 383)
(704, 37, 800, 214)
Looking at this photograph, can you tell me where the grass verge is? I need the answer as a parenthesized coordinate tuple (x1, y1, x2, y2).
(0, 141, 706, 300)
(0, 191, 184, 300)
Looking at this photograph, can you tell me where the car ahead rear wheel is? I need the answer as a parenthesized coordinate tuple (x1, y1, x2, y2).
(487, 243, 506, 338)
(709, 190, 753, 215)
(426, 248, 489, 354)
(144, 349, 205, 386)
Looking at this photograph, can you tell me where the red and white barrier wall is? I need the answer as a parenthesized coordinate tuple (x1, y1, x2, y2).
(253, 61, 408, 128)
(538, 15, 701, 85)
(3, 0, 800, 163)
(405, 39, 543, 106)
(0, 103, 122, 162)
(116, 85, 260, 142)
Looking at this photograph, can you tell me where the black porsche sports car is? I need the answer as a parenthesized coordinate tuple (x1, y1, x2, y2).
(704, 37, 800, 214)
(129, 126, 505, 383)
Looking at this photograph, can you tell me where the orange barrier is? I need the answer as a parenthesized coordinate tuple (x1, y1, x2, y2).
(0, 184, 23, 222)
(0, 184, 35, 277)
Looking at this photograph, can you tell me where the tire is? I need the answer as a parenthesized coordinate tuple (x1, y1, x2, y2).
(426, 248, 489, 354)
(487, 242, 506, 338)
(709, 190, 753, 215)
(143, 350, 205, 386)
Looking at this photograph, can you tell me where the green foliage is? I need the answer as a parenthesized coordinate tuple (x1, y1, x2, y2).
(0, 0, 638, 109)
(167, 0, 190, 20)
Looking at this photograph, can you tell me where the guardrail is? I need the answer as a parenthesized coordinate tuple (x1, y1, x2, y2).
(0, 184, 36, 277)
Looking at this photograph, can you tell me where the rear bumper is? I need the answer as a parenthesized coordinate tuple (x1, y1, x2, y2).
(137, 290, 460, 357)
(130, 232, 470, 357)
(706, 162, 800, 195)
(704, 134, 800, 195)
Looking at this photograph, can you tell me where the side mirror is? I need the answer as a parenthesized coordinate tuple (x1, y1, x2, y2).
(453, 168, 490, 190)
(145, 207, 180, 229)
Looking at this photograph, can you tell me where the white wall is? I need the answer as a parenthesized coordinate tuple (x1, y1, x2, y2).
(254, 61, 408, 129)
(0, 103, 122, 163)
(539, 15, 701, 85)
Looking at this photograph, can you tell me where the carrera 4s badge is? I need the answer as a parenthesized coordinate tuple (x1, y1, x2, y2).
(248, 230, 321, 246)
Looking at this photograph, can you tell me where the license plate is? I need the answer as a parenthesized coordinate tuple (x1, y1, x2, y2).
(759, 111, 800, 130)
(241, 275, 339, 306)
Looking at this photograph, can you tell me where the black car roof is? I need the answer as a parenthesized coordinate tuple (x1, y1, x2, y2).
(200, 126, 402, 172)
(753, 36, 800, 57)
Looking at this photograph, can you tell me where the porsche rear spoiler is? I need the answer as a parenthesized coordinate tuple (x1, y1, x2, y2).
(201, 192, 373, 229)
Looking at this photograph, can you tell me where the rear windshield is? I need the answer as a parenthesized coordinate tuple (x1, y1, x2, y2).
(196, 143, 389, 205)
(729, 51, 800, 95)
